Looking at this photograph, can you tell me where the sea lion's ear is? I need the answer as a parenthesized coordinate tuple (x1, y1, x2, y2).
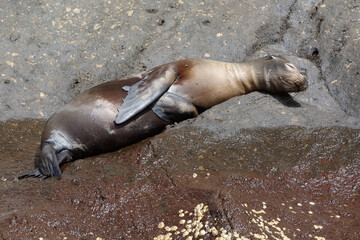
(285, 63, 297, 71)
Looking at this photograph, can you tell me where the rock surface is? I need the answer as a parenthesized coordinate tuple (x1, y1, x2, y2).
(0, 0, 359, 239)
(1, 120, 359, 239)
(1, 0, 359, 123)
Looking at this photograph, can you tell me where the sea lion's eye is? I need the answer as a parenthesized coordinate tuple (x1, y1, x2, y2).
(265, 55, 275, 60)
(285, 63, 296, 71)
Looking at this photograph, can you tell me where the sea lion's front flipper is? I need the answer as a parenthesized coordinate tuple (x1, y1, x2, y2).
(152, 92, 198, 123)
(115, 66, 179, 124)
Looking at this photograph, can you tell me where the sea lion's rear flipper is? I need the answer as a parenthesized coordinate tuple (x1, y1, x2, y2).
(151, 92, 198, 123)
(18, 168, 48, 180)
(18, 145, 72, 180)
(115, 66, 179, 124)
(37, 144, 62, 179)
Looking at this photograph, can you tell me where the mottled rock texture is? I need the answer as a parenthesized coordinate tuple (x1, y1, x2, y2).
(1, 0, 359, 124)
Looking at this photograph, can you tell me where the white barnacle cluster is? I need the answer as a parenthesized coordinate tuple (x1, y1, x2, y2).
(154, 200, 331, 240)
(154, 203, 209, 240)
(248, 211, 291, 240)
(153, 203, 251, 240)
(244, 200, 328, 240)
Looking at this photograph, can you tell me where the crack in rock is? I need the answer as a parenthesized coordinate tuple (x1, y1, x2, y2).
(160, 166, 176, 187)
(216, 191, 235, 231)
(279, 0, 298, 41)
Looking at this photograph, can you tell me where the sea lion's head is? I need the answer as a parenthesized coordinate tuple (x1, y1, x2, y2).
(255, 56, 308, 93)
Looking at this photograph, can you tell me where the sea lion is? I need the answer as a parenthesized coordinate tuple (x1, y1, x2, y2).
(19, 56, 308, 179)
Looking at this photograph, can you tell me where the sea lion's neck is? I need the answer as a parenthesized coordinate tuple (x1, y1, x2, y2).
(227, 62, 266, 95)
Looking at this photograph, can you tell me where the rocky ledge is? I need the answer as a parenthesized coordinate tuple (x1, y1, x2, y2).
(0, 0, 359, 239)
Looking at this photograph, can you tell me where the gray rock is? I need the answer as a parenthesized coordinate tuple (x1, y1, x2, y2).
(0, 0, 359, 127)
(283, 0, 360, 118)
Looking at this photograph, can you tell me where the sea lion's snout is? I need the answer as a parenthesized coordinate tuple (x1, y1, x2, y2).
(295, 69, 308, 91)
(291, 72, 307, 92)
(302, 76, 309, 90)
(299, 68, 309, 90)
